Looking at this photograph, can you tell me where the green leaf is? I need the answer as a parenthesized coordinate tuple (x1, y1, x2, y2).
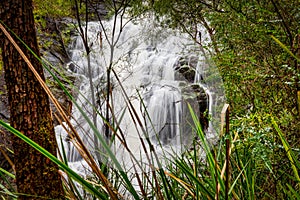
(0, 120, 107, 199)
(272, 118, 300, 185)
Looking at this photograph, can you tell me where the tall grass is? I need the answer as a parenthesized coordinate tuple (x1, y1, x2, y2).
(1, 92, 299, 199)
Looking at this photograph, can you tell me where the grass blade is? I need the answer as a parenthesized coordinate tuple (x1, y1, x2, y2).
(272, 117, 300, 184)
(0, 120, 107, 199)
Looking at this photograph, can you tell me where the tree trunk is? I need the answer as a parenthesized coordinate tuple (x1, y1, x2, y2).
(0, 0, 64, 199)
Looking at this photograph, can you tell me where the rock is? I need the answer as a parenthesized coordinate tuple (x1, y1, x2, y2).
(38, 17, 75, 66)
(0, 73, 9, 121)
(45, 68, 78, 126)
(86, 0, 108, 20)
(181, 83, 209, 130)
(174, 55, 210, 131)
(0, 67, 13, 173)
(36, 16, 83, 126)
(174, 55, 198, 82)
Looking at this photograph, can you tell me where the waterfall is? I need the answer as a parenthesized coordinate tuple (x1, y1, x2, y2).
(54, 16, 224, 175)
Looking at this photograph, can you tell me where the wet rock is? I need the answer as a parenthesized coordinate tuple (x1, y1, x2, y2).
(86, 0, 108, 20)
(46, 68, 78, 126)
(38, 17, 75, 66)
(174, 55, 198, 82)
(174, 55, 210, 131)
(176, 65, 195, 82)
(0, 67, 13, 173)
(181, 83, 209, 130)
(36, 16, 83, 126)
(0, 75, 9, 121)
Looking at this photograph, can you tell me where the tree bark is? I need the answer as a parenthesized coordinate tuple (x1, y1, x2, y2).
(0, 0, 64, 199)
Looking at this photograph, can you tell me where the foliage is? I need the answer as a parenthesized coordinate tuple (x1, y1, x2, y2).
(32, 0, 85, 58)
(128, 0, 300, 198)
(208, 5, 300, 196)
(33, 0, 75, 20)
(1, 0, 299, 199)
(210, 0, 299, 112)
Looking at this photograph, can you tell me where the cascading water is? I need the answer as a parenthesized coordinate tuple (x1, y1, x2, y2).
(54, 16, 224, 177)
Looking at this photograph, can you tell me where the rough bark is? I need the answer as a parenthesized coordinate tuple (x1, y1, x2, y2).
(0, 0, 64, 199)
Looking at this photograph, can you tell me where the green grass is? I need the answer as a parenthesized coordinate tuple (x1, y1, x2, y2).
(1, 106, 299, 199)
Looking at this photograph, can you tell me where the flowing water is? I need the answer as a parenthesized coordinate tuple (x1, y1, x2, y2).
(54, 16, 224, 177)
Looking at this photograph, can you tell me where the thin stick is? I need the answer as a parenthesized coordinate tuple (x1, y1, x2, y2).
(0, 140, 15, 172)
(225, 106, 230, 200)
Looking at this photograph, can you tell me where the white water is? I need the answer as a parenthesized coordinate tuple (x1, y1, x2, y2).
(55, 17, 224, 178)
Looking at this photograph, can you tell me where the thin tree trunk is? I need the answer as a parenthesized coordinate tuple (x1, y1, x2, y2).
(73, 0, 102, 164)
(0, 0, 64, 199)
